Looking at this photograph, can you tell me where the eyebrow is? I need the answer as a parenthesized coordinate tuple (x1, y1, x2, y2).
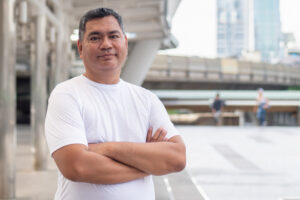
(87, 30, 121, 37)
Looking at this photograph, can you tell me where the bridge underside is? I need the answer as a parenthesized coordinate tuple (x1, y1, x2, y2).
(143, 54, 300, 90)
(143, 80, 289, 90)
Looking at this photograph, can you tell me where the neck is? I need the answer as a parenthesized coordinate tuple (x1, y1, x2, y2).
(83, 71, 120, 84)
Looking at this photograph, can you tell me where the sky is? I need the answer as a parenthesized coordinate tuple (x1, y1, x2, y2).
(160, 0, 300, 58)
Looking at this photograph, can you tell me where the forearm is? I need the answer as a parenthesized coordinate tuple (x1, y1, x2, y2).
(89, 138, 186, 175)
(78, 151, 148, 184)
(53, 144, 148, 184)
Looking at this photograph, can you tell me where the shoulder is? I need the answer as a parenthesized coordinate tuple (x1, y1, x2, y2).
(121, 80, 154, 97)
(53, 76, 82, 94)
(121, 81, 161, 111)
(50, 76, 84, 97)
(48, 76, 84, 105)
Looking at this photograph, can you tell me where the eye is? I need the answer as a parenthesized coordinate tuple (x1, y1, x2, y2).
(88, 36, 100, 42)
(110, 34, 120, 39)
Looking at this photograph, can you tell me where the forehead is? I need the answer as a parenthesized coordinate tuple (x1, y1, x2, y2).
(85, 16, 122, 33)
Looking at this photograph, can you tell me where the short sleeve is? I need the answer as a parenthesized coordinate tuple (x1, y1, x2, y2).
(45, 91, 87, 155)
(148, 92, 179, 139)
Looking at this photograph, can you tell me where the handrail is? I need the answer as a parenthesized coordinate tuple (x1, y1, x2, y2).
(146, 55, 300, 85)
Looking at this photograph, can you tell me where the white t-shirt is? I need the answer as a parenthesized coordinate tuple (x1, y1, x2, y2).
(45, 75, 179, 200)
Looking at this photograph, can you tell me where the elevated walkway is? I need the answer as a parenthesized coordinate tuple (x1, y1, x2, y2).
(144, 55, 300, 90)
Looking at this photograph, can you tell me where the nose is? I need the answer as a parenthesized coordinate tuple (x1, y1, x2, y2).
(99, 36, 112, 50)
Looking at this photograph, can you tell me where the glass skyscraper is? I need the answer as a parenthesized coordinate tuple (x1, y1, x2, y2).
(253, 0, 281, 62)
(217, 0, 282, 62)
(217, 0, 251, 58)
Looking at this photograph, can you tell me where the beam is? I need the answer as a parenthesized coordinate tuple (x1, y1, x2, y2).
(24, 0, 60, 27)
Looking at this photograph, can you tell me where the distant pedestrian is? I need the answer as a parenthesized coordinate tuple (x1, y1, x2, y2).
(211, 93, 224, 126)
(254, 88, 269, 126)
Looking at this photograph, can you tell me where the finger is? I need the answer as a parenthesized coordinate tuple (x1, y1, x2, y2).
(157, 129, 167, 142)
(152, 128, 163, 142)
(146, 127, 153, 142)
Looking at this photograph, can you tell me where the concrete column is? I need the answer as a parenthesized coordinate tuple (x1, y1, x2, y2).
(49, 9, 64, 91)
(31, 10, 48, 170)
(60, 2, 72, 82)
(297, 107, 300, 126)
(0, 0, 17, 198)
(49, 29, 62, 91)
(49, 11, 72, 91)
(297, 106, 300, 126)
(237, 110, 245, 126)
(121, 40, 161, 85)
(60, 27, 72, 83)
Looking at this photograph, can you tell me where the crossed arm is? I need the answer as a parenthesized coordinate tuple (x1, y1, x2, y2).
(52, 128, 186, 184)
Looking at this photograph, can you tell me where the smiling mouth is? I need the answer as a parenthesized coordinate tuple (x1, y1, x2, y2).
(98, 54, 116, 58)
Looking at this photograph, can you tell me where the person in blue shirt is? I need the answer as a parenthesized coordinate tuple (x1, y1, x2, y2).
(211, 93, 224, 126)
(255, 88, 269, 126)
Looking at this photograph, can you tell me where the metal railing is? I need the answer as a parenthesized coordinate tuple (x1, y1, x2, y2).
(145, 55, 300, 85)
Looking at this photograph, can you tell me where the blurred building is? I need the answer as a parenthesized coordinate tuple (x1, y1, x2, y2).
(240, 50, 261, 62)
(216, 0, 252, 58)
(282, 33, 296, 50)
(217, 0, 282, 63)
(253, 0, 282, 63)
(280, 49, 300, 66)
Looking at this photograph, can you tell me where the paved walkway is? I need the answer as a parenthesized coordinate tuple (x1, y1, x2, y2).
(14, 125, 300, 200)
(178, 126, 300, 200)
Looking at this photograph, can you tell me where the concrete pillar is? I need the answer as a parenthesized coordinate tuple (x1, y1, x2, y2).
(49, 9, 64, 91)
(49, 28, 62, 91)
(121, 39, 161, 85)
(49, 10, 72, 91)
(237, 110, 245, 126)
(278, 112, 284, 125)
(298, 107, 300, 126)
(31, 9, 48, 170)
(60, 27, 72, 83)
(0, 0, 17, 198)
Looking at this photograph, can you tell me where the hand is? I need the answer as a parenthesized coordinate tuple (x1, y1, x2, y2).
(146, 127, 168, 143)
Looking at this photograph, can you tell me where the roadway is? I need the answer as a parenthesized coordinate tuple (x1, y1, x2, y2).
(15, 125, 300, 200)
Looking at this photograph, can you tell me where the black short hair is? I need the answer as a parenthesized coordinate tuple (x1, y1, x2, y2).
(78, 8, 124, 41)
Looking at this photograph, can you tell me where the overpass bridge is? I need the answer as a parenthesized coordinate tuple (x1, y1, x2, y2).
(143, 55, 300, 90)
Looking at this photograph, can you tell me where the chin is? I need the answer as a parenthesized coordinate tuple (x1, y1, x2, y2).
(99, 64, 121, 71)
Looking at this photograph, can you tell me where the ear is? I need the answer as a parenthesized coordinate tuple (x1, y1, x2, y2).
(124, 34, 128, 50)
(77, 40, 83, 58)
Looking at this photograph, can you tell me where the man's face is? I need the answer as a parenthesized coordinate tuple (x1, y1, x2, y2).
(77, 16, 128, 75)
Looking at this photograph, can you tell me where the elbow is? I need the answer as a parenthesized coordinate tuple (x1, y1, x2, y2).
(173, 144, 186, 172)
(165, 143, 186, 173)
(60, 162, 87, 182)
(63, 171, 79, 182)
(61, 166, 82, 182)
(174, 156, 186, 172)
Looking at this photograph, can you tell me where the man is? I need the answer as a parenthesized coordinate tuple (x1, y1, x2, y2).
(254, 88, 269, 126)
(45, 8, 186, 200)
(211, 93, 224, 126)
